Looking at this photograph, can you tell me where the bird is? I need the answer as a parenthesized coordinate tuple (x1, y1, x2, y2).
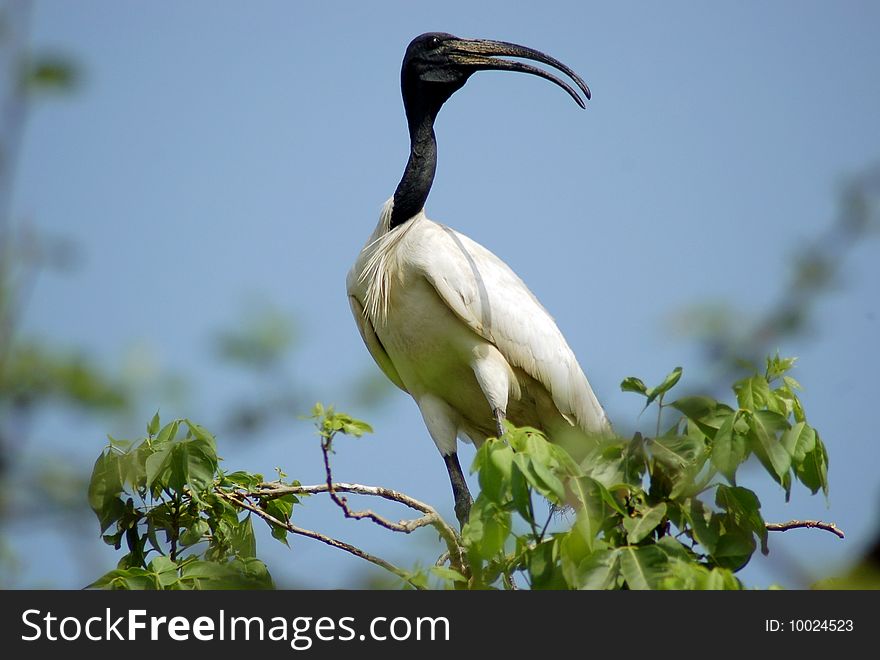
(346, 32, 610, 529)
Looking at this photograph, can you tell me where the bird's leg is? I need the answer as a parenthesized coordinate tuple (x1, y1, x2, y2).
(493, 408, 506, 439)
(443, 453, 472, 530)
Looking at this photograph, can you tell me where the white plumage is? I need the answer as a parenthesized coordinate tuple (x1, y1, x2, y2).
(347, 198, 610, 457)
(346, 31, 605, 525)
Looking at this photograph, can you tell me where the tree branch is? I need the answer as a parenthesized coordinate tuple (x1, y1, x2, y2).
(256, 480, 466, 573)
(313, 433, 467, 573)
(216, 490, 425, 589)
(766, 519, 845, 539)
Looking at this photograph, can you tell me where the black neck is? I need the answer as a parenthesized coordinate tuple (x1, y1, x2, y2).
(390, 106, 438, 230)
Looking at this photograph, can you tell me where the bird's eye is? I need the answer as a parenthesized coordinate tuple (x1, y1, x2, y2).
(429, 36, 441, 49)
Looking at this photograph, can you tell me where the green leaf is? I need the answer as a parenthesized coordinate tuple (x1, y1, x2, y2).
(102, 530, 124, 549)
(592, 477, 627, 516)
(620, 376, 648, 396)
(672, 397, 736, 439)
(463, 499, 510, 560)
(670, 395, 719, 421)
(575, 549, 621, 590)
(623, 502, 668, 544)
(651, 435, 704, 471)
(547, 443, 584, 478)
(155, 420, 180, 445)
(269, 524, 289, 545)
(619, 545, 669, 590)
(148, 556, 180, 588)
(765, 354, 797, 381)
(747, 411, 792, 486)
(650, 435, 707, 499)
(527, 539, 565, 589)
(180, 559, 273, 589)
(146, 517, 163, 553)
(559, 512, 595, 576)
(222, 471, 261, 490)
(645, 367, 683, 406)
(530, 458, 566, 504)
(169, 439, 218, 493)
(88, 450, 123, 513)
(661, 559, 743, 590)
(686, 499, 720, 554)
(341, 418, 373, 437)
(121, 443, 151, 491)
(513, 453, 565, 505)
(509, 465, 533, 522)
(711, 413, 749, 484)
(185, 420, 217, 446)
(734, 375, 770, 411)
(179, 519, 210, 547)
(716, 485, 768, 555)
(230, 516, 257, 559)
(430, 566, 467, 584)
(775, 387, 806, 423)
(263, 495, 296, 545)
(795, 433, 829, 497)
(782, 375, 803, 391)
(571, 475, 625, 520)
(476, 440, 513, 504)
(781, 421, 816, 465)
(712, 530, 756, 571)
(654, 535, 692, 561)
(581, 441, 643, 488)
(145, 446, 173, 489)
(87, 567, 159, 590)
(147, 411, 161, 436)
(97, 498, 127, 535)
(316, 408, 374, 439)
(698, 567, 743, 590)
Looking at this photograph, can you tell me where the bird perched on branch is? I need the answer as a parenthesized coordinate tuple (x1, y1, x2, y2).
(347, 32, 610, 528)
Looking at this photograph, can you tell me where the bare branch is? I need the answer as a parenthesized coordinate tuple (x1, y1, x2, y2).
(217, 490, 425, 589)
(261, 481, 433, 515)
(319, 438, 425, 532)
(256, 480, 466, 574)
(766, 519, 845, 539)
(250, 433, 467, 575)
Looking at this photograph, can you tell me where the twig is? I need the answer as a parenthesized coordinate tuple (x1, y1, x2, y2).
(322, 439, 440, 534)
(257, 480, 466, 573)
(308, 431, 464, 573)
(217, 491, 424, 589)
(766, 519, 845, 539)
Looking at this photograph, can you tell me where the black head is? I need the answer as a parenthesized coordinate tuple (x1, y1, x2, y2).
(389, 33, 591, 229)
(400, 31, 591, 118)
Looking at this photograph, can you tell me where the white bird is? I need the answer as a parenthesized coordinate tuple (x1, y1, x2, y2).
(347, 32, 610, 527)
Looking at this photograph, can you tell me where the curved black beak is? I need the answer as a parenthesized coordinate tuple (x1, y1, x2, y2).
(446, 38, 591, 108)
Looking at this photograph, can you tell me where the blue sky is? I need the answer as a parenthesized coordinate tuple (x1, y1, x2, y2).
(9, 1, 880, 588)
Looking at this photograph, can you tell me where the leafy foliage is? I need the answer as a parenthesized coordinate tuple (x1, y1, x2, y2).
(87, 415, 301, 589)
(88, 355, 831, 590)
(415, 355, 828, 590)
(310, 402, 373, 441)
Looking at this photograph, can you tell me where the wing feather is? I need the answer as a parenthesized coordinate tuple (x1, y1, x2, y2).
(413, 222, 609, 433)
(347, 295, 407, 392)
